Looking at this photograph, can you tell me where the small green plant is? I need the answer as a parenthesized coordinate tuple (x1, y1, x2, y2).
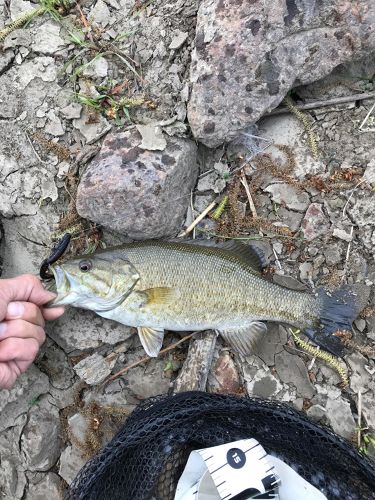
(0, 0, 71, 41)
(76, 90, 144, 124)
(359, 432, 375, 455)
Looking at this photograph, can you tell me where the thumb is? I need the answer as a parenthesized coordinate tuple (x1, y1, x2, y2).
(0, 275, 56, 316)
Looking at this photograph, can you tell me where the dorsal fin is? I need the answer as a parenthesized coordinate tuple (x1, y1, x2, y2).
(218, 241, 266, 272)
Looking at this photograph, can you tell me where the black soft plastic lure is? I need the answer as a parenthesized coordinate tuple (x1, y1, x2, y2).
(40, 233, 71, 280)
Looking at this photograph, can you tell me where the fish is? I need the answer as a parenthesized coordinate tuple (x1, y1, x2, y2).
(46, 240, 369, 358)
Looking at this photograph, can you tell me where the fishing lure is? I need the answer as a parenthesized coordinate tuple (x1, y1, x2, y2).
(40, 233, 71, 280)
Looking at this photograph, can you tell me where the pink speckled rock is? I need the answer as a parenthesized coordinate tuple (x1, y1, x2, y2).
(188, 0, 375, 147)
(302, 203, 330, 240)
(77, 129, 198, 239)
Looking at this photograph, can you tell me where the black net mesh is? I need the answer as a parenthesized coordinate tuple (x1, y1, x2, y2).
(66, 392, 375, 500)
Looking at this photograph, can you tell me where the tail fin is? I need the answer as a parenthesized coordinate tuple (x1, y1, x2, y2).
(305, 284, 370, 357)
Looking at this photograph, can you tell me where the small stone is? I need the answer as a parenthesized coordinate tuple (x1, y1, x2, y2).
(325, 398, 356, 440)
(61, 103, 82, 120)
(275, 350, 315, 398)
(307, 404, 327, 421)
(82, 56, 109, 78)
(24, 473, 62, 500)
(299, 262, 313, 281)
(89, 0, 111, 27)
(31, 21, 65, 54)
(59, 446, 86, 485)
(243, 356, 282, 398)
(21, 405, 61, 471)
(207, 352, 241, 394)
(169, 30, 189, 50)
(197, 172, 218, 192)
(349, 197, 375, 227)
(252, 324, 287, 366)
(73, 108, 111, 144)
(333, 228, 353, 242)
(275, 207, 303, 232)
(76, 129, 198, 239)
(73, 352, 116, 385)
(301, 203, 330, 240)
(264, 183, 310, 211)
(124, 357, 171, 399)
(323, 245, 342, 266)
(136, 123, 167, 151)
(346, 353, 372, 393)
(68, 413, 88, 444)
(45, 110, 64, 136)
(354, 318, 366, 332)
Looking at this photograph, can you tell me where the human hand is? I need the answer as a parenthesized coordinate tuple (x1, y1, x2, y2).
(0, 274, 65, 390)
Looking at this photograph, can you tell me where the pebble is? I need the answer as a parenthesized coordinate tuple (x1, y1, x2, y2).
(325, 398, 356, 440)
(323, 245, 342, 266)
(301, 203, 330, 240)
(264, 183, 310, 212)
(274, 350, 315, 399)
(207, 351, 241, 394)
(59, 446, 86, 485)
(73, 352, 117, 385)
(169, 30, 189, 50)
(333, 228, 353, 242)
(299, 262, 313, 281)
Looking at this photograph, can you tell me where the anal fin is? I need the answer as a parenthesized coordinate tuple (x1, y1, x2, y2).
(218, 321, 267, 356)
(137, 326, 165, 357)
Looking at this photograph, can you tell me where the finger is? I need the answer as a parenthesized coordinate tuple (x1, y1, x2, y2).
(0, 320, 46, 346)
(0, 275, 57, 312)
(0, 337, 40, 363)
(42, 306, 65, 321)
(5, 302, 45, 328)
(0, 360, 20, 390)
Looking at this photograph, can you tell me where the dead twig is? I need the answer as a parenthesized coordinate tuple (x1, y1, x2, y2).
(341, 226, 354, 284)
(267, 92, 375, 116)
(101, 332, 196, 389)
(178, 200, 217, 238)
(358, 390, 362, 449)
(359, 102, 375, 130)
(240, 172, 258, 218)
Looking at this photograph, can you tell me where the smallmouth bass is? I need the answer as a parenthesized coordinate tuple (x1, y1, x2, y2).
(47, 240, 369, 357)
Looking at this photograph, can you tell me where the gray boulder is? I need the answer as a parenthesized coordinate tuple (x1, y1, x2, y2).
(188, 0, 375, 147)
(76, 128, 198, 239)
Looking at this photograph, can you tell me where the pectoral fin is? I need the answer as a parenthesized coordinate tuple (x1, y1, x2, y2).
(137, 326, 165, 357)
(218, 321, 267, 356)
(141, 287, 178, 306)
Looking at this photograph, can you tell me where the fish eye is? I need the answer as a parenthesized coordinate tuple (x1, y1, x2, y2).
(79, 260, 93, 272)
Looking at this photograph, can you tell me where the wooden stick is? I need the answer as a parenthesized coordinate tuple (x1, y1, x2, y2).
(358, 390, 362, 449)
(359, 101, 375, 129)
(267, 92, 375, 116)
(101, 332, 196, 388)
(240, 172, 258, 218)
(178, 200, 217, 238)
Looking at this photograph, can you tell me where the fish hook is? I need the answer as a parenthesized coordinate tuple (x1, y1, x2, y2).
(40, 233, 71, 280)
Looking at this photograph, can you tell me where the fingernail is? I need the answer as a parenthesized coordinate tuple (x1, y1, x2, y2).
(0, 322, 7, 337)
(7, 302, 24, 318)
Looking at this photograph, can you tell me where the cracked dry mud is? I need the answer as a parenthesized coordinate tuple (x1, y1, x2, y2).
(0, 0, 375, 497)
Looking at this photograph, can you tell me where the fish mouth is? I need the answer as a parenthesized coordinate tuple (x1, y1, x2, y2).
(45, 265, 73, 307)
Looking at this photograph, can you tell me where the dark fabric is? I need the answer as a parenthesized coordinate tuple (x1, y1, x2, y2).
(66, 392, 375, 500)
